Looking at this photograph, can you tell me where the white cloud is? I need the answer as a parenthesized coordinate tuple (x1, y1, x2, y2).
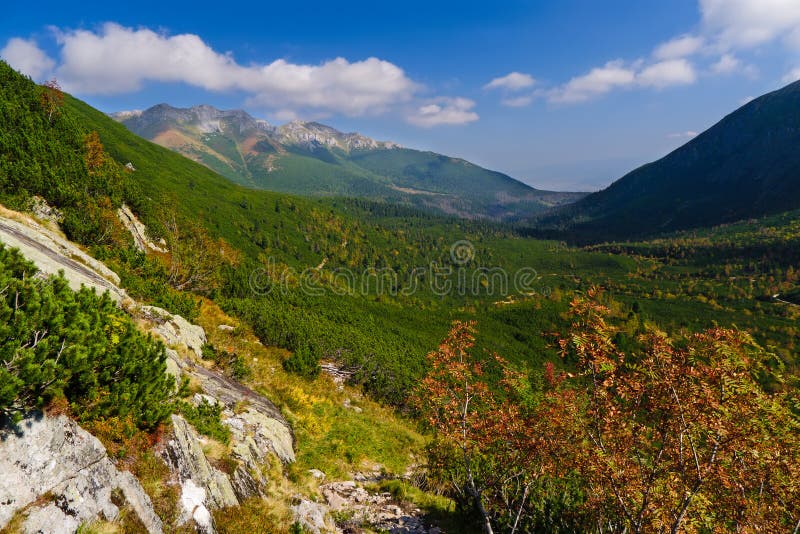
(783, 67, 800, 84)
(637, 59, 697, 88)
(407, 97, 479, 127)
(654, 35, 705, 59)
(708, 53, 758, 77)
(739, 95, 755, 105)
(485, 72, 536, 91)
(0, 38, 55, 80)
(50, 23, 417, 116)
(710, 53, 740, 74)
(549, 60, 637, 103)
(548, 57, 697, 103)
(501, 95, 534, 107)
(273, 109, 299, 121)
(668, 130, 699, 139)
(700, 0, 800, 49)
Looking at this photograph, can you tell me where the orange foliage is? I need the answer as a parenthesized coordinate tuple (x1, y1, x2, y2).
(417, 289, 800, 533)
(553, 288, 800, 533)
(84, 131, 106, 172)
(40, 79, 63, 123)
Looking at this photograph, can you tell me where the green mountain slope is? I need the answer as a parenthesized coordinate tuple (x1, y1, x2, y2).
(113, 104, 585, 220)
(534, 80, 800, 242)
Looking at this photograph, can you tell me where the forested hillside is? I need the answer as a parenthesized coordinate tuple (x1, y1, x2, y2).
(534, 79, 800, 242)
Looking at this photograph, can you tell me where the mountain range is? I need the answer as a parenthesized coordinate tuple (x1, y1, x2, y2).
(112, 104, 585, 221)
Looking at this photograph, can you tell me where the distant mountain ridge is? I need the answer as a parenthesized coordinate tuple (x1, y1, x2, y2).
(535, 80, 800, 241)
(114, 105, 399, 152)
(112, 104, 585, 220)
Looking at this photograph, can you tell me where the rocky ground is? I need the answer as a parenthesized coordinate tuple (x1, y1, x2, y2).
(0, 202, 442, 534)
(291, 468, 439, 534)
(0, 205, 293, 533)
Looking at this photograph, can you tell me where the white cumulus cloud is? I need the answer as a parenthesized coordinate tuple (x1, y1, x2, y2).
(548, 60, 637, 103)
(638, 59, 697, 88)
(501, 95, 534, 107)
(700, 0, 800, 49)
(668, 130, 699, 139)
(710, 53, 740, 74)
(0, 38, 55, 80)
(407, 97, 479, 127)
(484, 71, 536, 91)
(47, 23, 417, 117)
(548, 57, 697, 103)
(654, 35, 705, 60)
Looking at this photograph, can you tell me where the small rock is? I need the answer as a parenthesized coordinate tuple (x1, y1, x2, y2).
(291, 499, 334, 534)
(180, 479, 214, 534)
(218, 324, 235, 332)
(309, 469, 326, 481)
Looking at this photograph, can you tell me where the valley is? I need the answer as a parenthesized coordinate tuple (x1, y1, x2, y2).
(0, 55, 799, 534)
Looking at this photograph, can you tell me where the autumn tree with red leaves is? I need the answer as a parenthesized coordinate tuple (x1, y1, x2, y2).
(555, 288, 800, 533)
(418, 291, 800, 533)
(415, 321, 546, 534)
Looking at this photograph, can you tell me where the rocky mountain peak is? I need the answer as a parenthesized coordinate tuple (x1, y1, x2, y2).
(113, 104, 399, 151)
(275, 119, 398, 151)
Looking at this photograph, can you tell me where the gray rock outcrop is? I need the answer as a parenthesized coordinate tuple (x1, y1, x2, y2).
(165, 414, 239, 509)
(117, 204, 168, 253)
(0, 205, 296, 531)
(140, 304, 207, 358)
(0, 413, 163, 533)
(291, 498, 337, 534)
(28, 196, 63, 225)
(0, 211, 126, 301)
(165, 353, 295, 504)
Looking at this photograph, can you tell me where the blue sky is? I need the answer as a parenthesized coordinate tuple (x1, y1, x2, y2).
(3, 0, 800, 190)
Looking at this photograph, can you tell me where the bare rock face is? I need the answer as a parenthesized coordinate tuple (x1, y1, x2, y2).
(165, 415, 239, 508)
(0, 412, 163, 533)
(117, 204, 168, 254)
(166, 352, 295, 504)
(140, 305, 207, 358)
(0, 210, 126, 301)
(163, 415, 238, 533)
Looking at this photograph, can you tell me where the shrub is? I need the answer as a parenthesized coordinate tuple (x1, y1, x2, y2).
(0, 245, 175, 429)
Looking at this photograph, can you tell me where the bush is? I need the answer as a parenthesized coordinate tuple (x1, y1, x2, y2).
(0, 245, 175, 429)
(283, 345, 320, 378)
(178, 398, 230, 444)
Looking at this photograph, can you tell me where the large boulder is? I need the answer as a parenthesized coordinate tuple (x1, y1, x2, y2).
(166, 349, 295, 468)
(0, 412, 163, 533)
